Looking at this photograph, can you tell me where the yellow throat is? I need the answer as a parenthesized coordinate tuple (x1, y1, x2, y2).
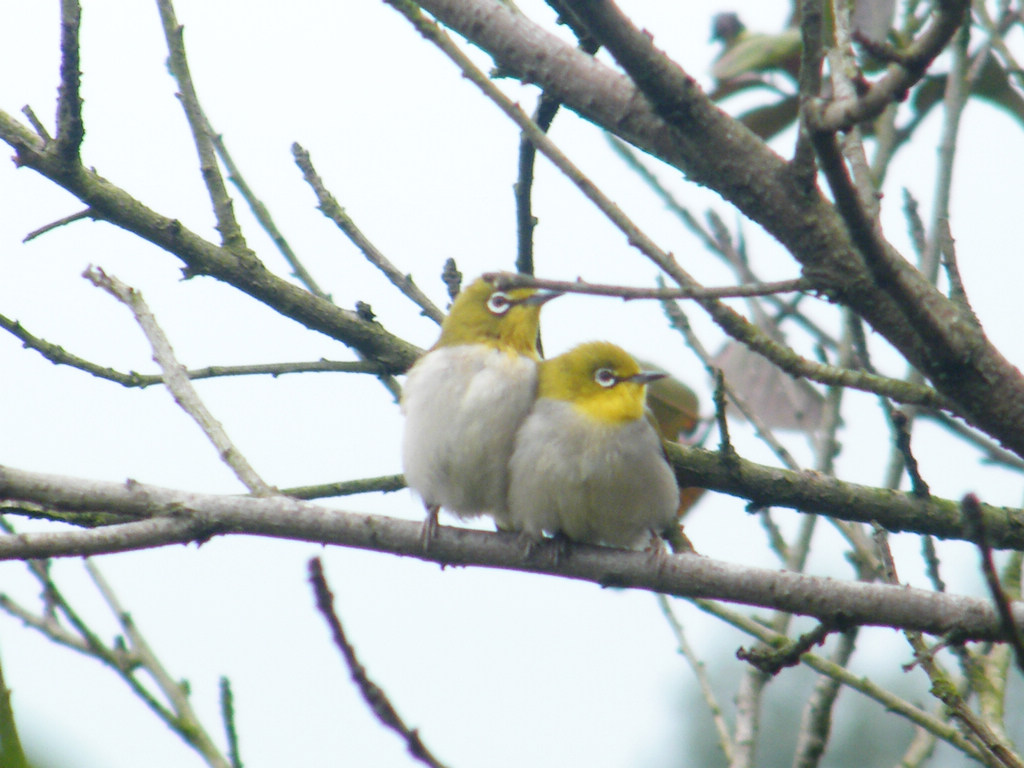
(539, 341, 658, 424)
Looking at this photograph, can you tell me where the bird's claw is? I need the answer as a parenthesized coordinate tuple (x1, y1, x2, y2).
(420, 505, 440, 553)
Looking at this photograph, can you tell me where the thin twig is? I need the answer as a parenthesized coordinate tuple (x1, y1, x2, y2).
(84, 559, 230, 766)
(0, 314, 394, 386)
(280, 474, 406, 500)
(915, 410, 1024, 472)
(737, 621, 838, 676)
(938, 218, 977, 325)
(0, 540, 213, 759)
(713, 369, 734, 461)
(656, 595, 734, 764)
(83, 266, 273, 495)
(663, 294, 802, 473)
(203, 116, 327, 300)
(692, 599, 985, 763)
(921, 534, 946, 593)
(791, 0, 825, 188)
(891, 410, 930, 498)
(21, 105, 51, 142)
(156, 0, 245, 250)
(220, 677, 243, 768)
(732, 662, 767, 768)
(903, 188, 927, 260)
(292, 143, 443, 324)
(922, 19, 969, 283)
(307, 558, 449, 768)
(805, 0, 969, 132)
(514, 13, 602, 274)
(962, 494, 1024, 675)
(515, 93, 562, 276)
(486, 272, 812, 301)
(606, 135, 840, 353)
(23, 208, 92, 242)
(874, 525, 1022, 768)
(0, 592, 100, 659)
(791, 631, 857, 768)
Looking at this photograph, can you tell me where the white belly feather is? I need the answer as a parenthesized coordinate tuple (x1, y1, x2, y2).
(402, 345, 538, 523)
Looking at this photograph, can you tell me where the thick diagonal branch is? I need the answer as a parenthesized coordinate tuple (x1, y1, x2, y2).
(405, 0, 1024, 459)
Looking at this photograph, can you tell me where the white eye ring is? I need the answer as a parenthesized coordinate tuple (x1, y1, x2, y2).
(594, 368, 617, 388)
(486, 292, 512, 315)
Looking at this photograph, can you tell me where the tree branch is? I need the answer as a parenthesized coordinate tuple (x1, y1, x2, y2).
(0, 109, 420, 370)
(805, 0, 970, 133)
(0, 311, 390, 386)
(156, 0, 245, 251)
(487, 272, 811, 301)
(1, 467, 1022, 640)
(664, 443, 1024, 550)
(55, 0, 84, 164)
(84, 266, 273, 496)
(308, 558, 449, 768)
(292, 143, 444, 324)
(404, 0, 1024, 459)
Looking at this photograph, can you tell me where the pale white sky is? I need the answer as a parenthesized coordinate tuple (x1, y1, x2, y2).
(2, 2, 1023, 767)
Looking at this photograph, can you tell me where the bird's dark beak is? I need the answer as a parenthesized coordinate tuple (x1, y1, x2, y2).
(522, 291, 562, 307)
(629, 371, 669, 385)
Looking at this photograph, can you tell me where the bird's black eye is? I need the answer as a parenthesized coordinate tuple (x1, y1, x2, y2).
(486, 291, 512, 315)
(594, 368, 618, 388)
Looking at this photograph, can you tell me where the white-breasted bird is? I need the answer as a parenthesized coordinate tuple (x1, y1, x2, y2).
(507, 341, 680, 549)
(401, 276, 559, 541)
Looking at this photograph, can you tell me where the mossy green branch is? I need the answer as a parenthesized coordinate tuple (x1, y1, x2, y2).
(667, 442, 1024, 549)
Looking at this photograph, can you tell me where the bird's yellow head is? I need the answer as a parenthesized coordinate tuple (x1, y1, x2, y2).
(538, 341, 666, 424)
(433, 277, 558, 358)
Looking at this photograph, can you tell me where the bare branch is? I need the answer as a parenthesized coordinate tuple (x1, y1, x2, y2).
(83, 267, 273, 495)
(23, 208, 92, 241)
(806, 0, 970, 133)
(662, 290, 803, 473)
(280, 474, 405, 501)
(656, 595, 734, 763)
(204, 117, 328, 300)
(293, 143, 444, 324)
(21, 105, 50, 143)
(694, 599, 984, 763)
(791, 0, 824, 186)
(891, 410, 930, 498)
(0, 312, 392, 385)
(400, 0, 1024, 461)
(486, 272, 812, 301)
(962, 494, 1024, 675)
(219, 677, 242, 768)
(84, 559, 229, 767)
(308, 558, 449, 768)
(1, 468, 1024, 640)
(0, 110, 422, 371)
(874, 526, 1021, 768)
(791, 631, 857, 768)
(514, 92, 561, 276)
(156, 0, 245, 250)
(55, 0, 84, 163)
